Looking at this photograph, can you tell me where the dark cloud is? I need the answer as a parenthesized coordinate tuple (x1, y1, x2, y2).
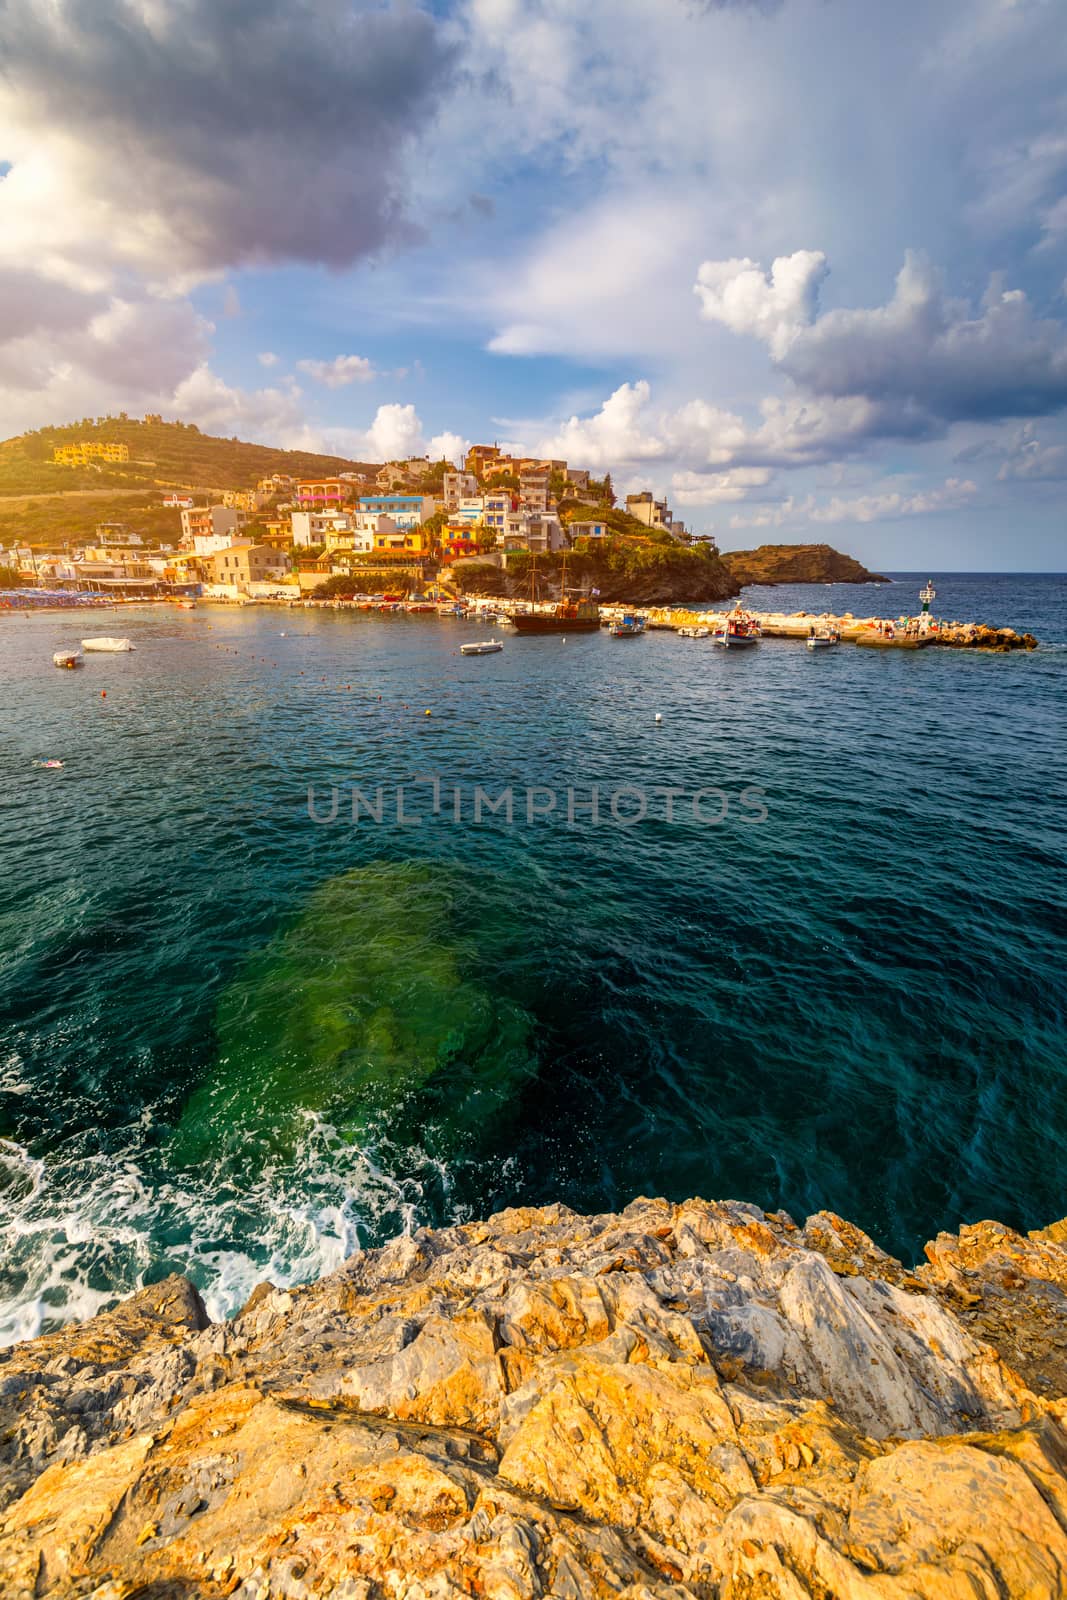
(0, 269, 102, 343)
(688, 0, 785, 13)
(0, 0, 457, 271)
(780, 255, 1067, 427)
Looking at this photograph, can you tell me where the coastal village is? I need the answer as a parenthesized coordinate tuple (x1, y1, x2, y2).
(0, 417, 1038, 649)
(2, 426, 684, 601)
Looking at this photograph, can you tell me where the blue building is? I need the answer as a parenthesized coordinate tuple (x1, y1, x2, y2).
(356, 495, 431, 531)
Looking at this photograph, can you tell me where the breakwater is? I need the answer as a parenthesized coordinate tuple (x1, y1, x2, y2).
(459, 594, 1039, 649)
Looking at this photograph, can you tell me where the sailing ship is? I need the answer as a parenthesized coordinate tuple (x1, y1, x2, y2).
(510, 554, 600, 635)
(711, 607, 761, 648)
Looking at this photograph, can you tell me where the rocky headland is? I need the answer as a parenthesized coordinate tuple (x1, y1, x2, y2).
(722, 544, 888, 587)
(3, 1198, 1067, 1597)
(453, 545, 740, 605)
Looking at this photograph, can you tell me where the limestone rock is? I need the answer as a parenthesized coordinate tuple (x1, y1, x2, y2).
(1, 1198, 1066, 1597)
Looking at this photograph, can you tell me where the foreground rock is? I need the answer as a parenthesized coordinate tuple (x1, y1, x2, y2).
(722, 543, 888, 586)
(2, 1199, 1067, 1598)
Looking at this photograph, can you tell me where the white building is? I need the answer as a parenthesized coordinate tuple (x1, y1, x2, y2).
(443, 471, 478, 510)
(504, 509, 566, 552)
(192, 532, 242, 557)
(291, 509, 355, 548)
(180, 505, 247, 547)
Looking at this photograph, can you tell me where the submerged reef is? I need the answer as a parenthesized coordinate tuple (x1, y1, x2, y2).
(3, 1198, 1067, 1596)
(170, 862, 536, 1169)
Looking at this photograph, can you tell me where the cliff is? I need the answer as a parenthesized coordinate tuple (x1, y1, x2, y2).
(455, 543, 740, 605)
(3, 1197, 1067, 1597)
(723, 543, 889, 586)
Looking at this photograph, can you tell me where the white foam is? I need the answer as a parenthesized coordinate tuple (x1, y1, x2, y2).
(0, 1114, 443, 1347)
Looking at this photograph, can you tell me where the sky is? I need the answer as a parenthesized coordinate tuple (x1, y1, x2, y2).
(1, 0, 1066, 566)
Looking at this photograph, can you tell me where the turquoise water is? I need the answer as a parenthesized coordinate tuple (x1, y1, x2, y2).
(1, 573, 1065, 1340)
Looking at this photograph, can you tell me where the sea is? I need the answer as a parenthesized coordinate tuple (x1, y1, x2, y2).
(1, 573, 1065, 1344)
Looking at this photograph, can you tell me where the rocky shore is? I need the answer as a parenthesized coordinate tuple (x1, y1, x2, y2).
(3, 1198, 1067, 1597)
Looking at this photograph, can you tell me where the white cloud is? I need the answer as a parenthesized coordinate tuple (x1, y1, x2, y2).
(483, 194, 710, 362)
(727, 477, 978, 531)
(537, 382, 669, 468)
(427, 431, 470, 465)
(996, 421, 1067, 479)
(360, 402, 424, 462)
(296, 354, 377, 388)
(170, 365, 308, 443)
(0, 285, 212, 435)
(670, 467, 773, 507)
(258, 351, 280, 368)
(694, 251, 828, 358)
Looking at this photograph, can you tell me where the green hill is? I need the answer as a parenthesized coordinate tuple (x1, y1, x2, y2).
(0, 415, 381, 549)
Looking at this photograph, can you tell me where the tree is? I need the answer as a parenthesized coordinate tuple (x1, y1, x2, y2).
(0, 565, 23, 588)
(313, 574, 357, 598)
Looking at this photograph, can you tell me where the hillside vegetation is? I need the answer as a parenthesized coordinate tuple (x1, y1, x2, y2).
(0, 416, 381, 549)
(0, 417, 377, 502)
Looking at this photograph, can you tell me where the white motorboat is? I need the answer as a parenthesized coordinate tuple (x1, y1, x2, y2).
(806, 629, 840, 651)
(460, 639, 503, 656)
(677, 625, 709, 638)
(81, 637, 135, 652)
(53, 649, 83, 669)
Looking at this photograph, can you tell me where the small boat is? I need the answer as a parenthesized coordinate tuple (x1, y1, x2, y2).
(609, 614, 645, 638)
(53, 649, 83, 669)
(677, 625, 709, 639)
(81, 637, 135, 652)
(460, 639, 503, 656)
(711, 609, 761, 648)
(806, 629, 840, 651)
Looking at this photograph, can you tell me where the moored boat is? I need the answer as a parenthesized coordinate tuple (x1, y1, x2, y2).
(806, 628, 840, 650)
(81, 637, 135, 652)
(711, 608, 761, 648)
(510, 554, 600, 635)
(53, 649, 83, 669)
(609, 614, 645, 638)
(678, 625, 709, 638)
(460, 639, 503, 655)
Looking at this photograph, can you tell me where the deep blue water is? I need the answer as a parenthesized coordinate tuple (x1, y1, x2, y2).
(1, 572, 1065, 1341)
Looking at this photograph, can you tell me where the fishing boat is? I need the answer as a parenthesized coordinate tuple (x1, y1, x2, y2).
(53, 649, 83, 669)
(460, 639, 504, 656)
(510, 555, 600, 635)
(609, 613, 645, 638)
(81, 637, 135, 652)
(677, 625, 709, 639)
(711, 608, 761, 648)
(806, 627, 840, 651)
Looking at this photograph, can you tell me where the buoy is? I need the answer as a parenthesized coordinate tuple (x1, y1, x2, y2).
(425, 709, 432, 716)
(655, 712, 662, 723)
(102, 691, 107, 699)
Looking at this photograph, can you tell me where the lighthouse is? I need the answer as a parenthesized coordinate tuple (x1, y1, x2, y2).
(919, 578, 936, 633)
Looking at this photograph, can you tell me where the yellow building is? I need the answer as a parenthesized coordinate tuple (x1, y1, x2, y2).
(373, 527, 430, 557)
(53, 441, 130, 466)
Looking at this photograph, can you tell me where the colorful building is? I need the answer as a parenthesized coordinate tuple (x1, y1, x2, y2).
(53, 441, 130, 466)
(356, 495, 433, 531)
(295, 478, 346, 507)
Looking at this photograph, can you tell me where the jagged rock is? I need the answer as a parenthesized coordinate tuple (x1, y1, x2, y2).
(1, 1197, 1066, 1597)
